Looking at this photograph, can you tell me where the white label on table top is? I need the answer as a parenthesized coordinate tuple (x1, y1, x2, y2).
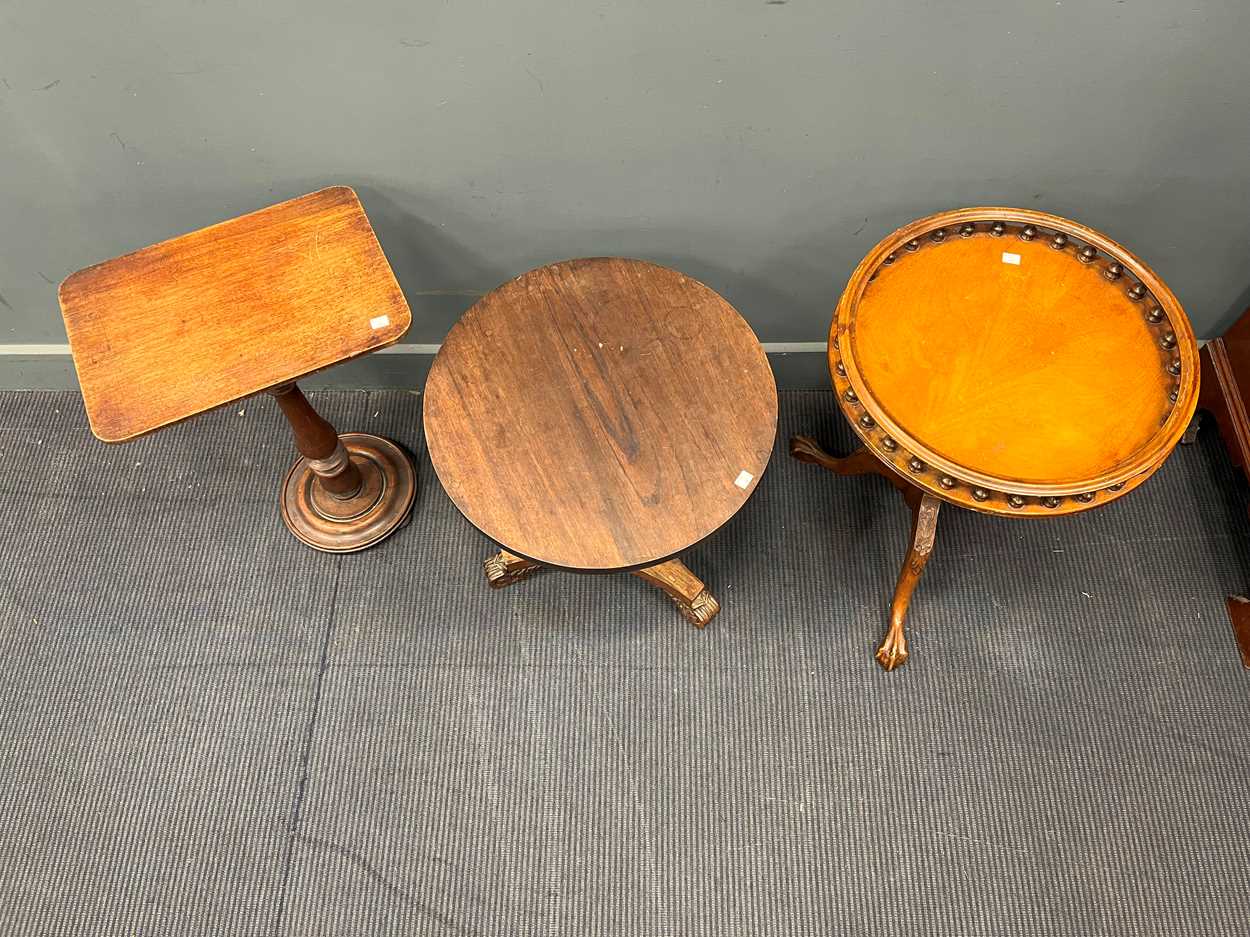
(734, 470, 754, 490)
(1001, 252, 1022, 265)
(370, 314, 391, 330)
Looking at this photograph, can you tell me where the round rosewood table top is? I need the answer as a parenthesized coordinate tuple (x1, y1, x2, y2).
(423, 257, 778, 570)
(831, 207, 1199, 516)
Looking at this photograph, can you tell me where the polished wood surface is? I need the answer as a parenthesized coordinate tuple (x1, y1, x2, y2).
(1225, 597, 1250, 670)
(1193, 307, 1250, 668)
(270, 383, 362, 497)
(832, 207, 1199, 515)
(857, 238, 1165, 481)
(59, 186, 410, 442)
(1197, 309, 1250, 480)
(423, 257, 778, 571)
(801, 207, 1198, 671)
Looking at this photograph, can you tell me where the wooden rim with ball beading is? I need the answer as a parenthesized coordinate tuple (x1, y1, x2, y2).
(829, 206, 1199, 517)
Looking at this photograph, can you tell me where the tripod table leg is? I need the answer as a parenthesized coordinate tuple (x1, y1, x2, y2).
(877, 490, 941, 672)
(484, 549, 544, 589)
(633, 558, 720, 628)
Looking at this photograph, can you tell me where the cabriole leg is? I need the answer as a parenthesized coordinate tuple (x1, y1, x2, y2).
(877, 490, 941, 672)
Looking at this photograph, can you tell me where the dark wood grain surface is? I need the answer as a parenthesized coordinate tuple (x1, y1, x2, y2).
(423, 257, 778, 571)
(58, 186, 410, 442)
(1195, 307, 1250, 668)
(1198, 308, 1250, 480)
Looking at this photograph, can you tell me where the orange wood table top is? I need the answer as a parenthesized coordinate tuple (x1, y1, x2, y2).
(796, 206, 1200, 671)
(58, 186, 410, 442)
(830, 207, 1199, 516)
(423, 257, 778, 571)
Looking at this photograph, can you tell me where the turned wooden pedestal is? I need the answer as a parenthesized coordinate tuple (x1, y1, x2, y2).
(422, 257, 777, 625)
(797, 207, 1199, 671)
(269, 383, 415, 552)
(57, 186, 416, 552)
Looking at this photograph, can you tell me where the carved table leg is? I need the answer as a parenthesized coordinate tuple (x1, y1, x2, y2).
(633, 558, 721, 628)
(270, 382, 416, 553)
(877, 490, 941, 671)
(792, 433, 945, 671)
(790, 436, 909, 494)
(484, 549, 544, 588)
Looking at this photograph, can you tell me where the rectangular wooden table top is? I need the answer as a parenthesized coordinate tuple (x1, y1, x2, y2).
(58, 186, 410, 442)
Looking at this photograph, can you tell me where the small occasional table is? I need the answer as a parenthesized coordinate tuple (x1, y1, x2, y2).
(422, 257, 777, 625)
(58, 186, 417, 552)
(793, 207, 1199, 670)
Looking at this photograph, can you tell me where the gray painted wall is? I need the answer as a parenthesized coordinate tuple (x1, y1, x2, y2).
(2, 1, 1248, 388)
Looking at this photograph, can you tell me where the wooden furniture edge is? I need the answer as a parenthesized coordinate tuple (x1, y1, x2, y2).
(827, 206, 1198, 511)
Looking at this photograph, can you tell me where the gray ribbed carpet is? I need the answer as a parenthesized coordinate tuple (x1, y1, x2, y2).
(1, 389, 1248, 936)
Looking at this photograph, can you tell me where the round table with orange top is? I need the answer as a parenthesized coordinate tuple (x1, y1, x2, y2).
(792, 207, 1199, 670)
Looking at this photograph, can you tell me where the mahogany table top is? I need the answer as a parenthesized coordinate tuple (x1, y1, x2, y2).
(831, 207, 1199, 516)
(58, 186, 410, 442)
(423, 257, 778, 571)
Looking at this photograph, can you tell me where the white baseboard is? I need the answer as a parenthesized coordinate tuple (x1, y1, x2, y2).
(0, 342, 832, 390)
(0, 342, 828, 356)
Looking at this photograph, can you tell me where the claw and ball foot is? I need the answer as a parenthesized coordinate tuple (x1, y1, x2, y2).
(484, 549, 543, 588)
(632, 559, 720, 627)
(790, 435, 942, 671)
(877, 490, 941, 671)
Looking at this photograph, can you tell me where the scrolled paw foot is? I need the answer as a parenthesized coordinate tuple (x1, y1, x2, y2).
(875, 631, 909, 672)
(483, 553, 540, 589)
(675, 589, 720, 628)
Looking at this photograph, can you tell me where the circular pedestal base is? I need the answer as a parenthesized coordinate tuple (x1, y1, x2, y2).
(279, 433, 416, 553)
